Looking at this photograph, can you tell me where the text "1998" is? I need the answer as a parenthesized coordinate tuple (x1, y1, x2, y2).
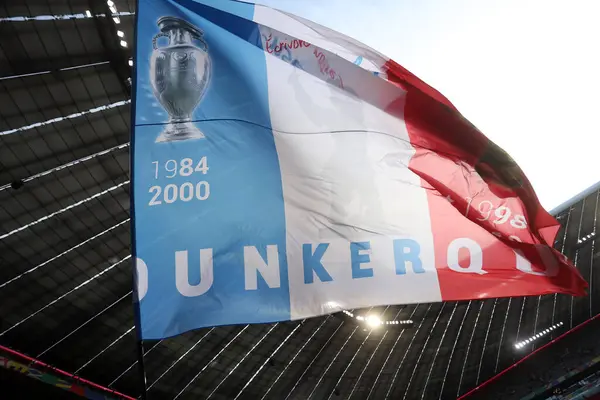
(149, 182, 210, 206)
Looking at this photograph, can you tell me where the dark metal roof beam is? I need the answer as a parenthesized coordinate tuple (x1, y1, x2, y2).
(235, 323, 303, 399)
(0, 219, 129, 289)
(0, 180, 129, 241)
(109, 340, 163, 387)
(285, 320, 346, 399)
(422, 302, 460, 396)
(494, 298, 512, 374)
(171, 327, 250, 398)
(347, 329, 389, 399)
(0, 53, 110, 77)
(0, 143, 129, 192)
(0, 60, 110, 81)
(74, 326, 134, 374)
(205, 324, 279, 399)
(146, 328, 216, 390)
(456, 302, 485, 397)
(0, 100, 130, 136)
(324, 306, 393, 400)
(438, 301, 472, 400)
(403, 304, 446, 399)
(384, 304, 434, 400)
(260, 316, 333, 400)
(307, 325, 359, 399)
(0, 255, 131, 337)
(37, 292, 132, 359)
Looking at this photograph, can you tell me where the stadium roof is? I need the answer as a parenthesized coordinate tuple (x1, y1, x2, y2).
(1, 1, 599, 399)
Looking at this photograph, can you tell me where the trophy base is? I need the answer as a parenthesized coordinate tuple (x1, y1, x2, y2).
(156, 121, 205, 143)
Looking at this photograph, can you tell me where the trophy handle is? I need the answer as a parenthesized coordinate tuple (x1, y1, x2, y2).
(192, 34, 209, 51)
(152, 32, 169, 49)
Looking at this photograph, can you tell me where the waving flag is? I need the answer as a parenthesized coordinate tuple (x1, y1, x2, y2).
(131, 0, 587, 339)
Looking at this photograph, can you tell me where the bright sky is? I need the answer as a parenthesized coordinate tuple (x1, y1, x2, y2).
(258, 0, 600, 212)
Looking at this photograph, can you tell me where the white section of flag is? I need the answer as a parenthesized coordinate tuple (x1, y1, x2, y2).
(259, 34, 442, 320)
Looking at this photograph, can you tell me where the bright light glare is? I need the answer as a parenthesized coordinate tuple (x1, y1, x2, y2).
(117, 30, 124, 37)
(366, 315, 382, 328)
(120, 40, 127, 48)
(85, 10, 92, 18)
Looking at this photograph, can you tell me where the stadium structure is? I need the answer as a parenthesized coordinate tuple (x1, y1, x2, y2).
(1, 1, 599, 399)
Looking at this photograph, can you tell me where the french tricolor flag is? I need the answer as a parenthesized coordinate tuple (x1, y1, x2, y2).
(131, 0, 587, 339)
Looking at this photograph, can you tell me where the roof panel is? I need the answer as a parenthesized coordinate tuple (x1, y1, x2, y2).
(0, 107, 129, 182)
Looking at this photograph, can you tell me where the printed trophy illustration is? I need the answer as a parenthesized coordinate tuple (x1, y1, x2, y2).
(150, 16, 211, 143)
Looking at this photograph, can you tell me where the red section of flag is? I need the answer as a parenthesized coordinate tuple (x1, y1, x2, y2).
(383, 60, 588, 299)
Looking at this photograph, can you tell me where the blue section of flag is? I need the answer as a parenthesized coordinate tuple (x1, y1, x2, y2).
(133, 0, 290, 339)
